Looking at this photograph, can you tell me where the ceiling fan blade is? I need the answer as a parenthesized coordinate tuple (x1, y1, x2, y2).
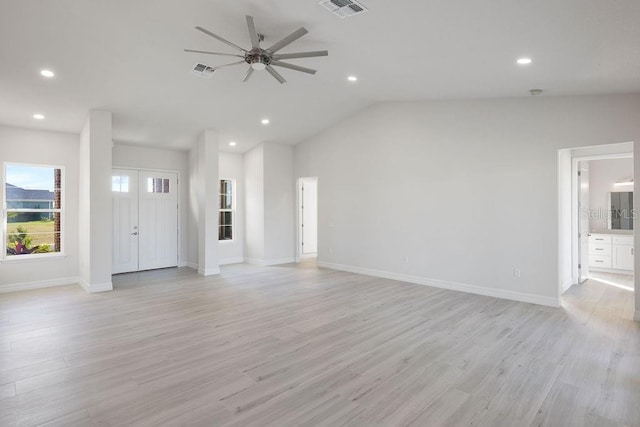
(272, 50, 328, 60)
(271, 61, 317, 75)
(184, 49, 243, 58)
(266, 65, 287, 84)
(214, 60, 246, 70)
(266, 27, 308, 53)
(195, 26, 247, 53)
(242, 67, 254, 82)
(246, 16, 260, 49)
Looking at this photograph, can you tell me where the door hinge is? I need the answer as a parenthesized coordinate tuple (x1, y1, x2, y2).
(578, 263, 581, 269)
(578, 171, 581, 177)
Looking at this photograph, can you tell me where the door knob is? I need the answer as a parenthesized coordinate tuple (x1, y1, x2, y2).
(131, 232, 138, 236)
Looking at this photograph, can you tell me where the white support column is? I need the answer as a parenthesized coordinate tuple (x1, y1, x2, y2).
(78, 110, 113, 292)
(196, 130, 220, 276)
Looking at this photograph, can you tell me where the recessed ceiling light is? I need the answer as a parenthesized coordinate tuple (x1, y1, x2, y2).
(33, 113, 45, 120)
(261, 118, 270, 125)
(516, 58, 532, 65)
(40, 69, 55, 78)
(229, 141, 237, 147)
(347, 75, 358, 82)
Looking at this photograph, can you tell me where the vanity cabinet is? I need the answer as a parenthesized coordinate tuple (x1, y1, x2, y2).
(588, 234, 633, 273)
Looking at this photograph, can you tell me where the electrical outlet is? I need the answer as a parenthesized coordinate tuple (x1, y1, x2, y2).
(513, 268, 521, 278)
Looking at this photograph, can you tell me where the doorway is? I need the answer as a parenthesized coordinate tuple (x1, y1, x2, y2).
(559, 144, 635, 298)
(112, 168, 178, 274)
(298, 177, 318, 260)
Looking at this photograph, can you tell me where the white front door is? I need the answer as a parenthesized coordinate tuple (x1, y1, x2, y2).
(112, 169, 178, 274)
(138, 171, 178, 271)
(112, 169, 139, 274)
(301, 178, 318, 255)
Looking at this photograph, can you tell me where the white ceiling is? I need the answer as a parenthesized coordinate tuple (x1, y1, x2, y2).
(1, 0, 639, 152)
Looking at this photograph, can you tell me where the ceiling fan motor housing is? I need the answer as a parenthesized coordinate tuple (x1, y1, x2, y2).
(247, 50, 271, 70)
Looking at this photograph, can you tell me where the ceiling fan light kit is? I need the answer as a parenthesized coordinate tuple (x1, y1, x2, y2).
(185, 15, 328, 84)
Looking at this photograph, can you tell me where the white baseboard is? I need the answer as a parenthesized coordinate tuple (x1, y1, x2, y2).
(178, 260, 188, 267)
(198, 267, 220, 276)
(0, 276, 79, 294)
(561, 279, 574, 294)
(186, 262, 198, 270)
(244, 258, 264, 266)
(219, 257, 244, 266)
(78, 279, 113, 293)
(318, 261, 561, 308)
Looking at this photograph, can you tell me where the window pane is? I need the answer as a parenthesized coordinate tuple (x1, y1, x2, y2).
(219, 225, 233, 240)
(112, 176, 120, 192)
(219, 180, 232, 196)
(147, 177, 169, 193)
(219, 211, 233, 226)
(6, 218, 61, 256)
(220, 194, 232, 209)
(6, 165, 57, 207)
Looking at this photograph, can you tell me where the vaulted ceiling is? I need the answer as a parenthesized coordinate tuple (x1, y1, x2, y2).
(1, 0, 639, 152)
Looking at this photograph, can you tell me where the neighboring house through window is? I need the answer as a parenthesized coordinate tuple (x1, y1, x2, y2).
(3, 164, 63, 257)
(219, 179, 233, 240)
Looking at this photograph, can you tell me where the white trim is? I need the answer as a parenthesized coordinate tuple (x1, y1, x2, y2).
(318, 261, 561, 308)
(219, 257, 244, 265)
(561, 279, 573, 294)
(0, 276, 78, 294)
(186, 262, 199, 270)
(0, 253, 67, 263)
(244, 258, 264, 266)
(78, 279, 113, 293)
(178, 260, 187, 267)
(197, 267, 220, 276)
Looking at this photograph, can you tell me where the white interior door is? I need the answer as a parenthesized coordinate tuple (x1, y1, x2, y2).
(301, 178, 318, 255)
(578, 161, 590, 283)
(138, 171, 178, 271)
(112, 169, 139, 274)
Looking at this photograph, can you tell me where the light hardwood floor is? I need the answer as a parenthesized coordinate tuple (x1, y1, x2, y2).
(0, 262, 638, 426)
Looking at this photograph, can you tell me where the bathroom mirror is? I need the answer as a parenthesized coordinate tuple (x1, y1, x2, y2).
(610, 191, 634, 230)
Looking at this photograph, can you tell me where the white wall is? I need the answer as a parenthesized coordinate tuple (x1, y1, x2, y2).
(112, 143, 189, 266)
(263, 143, 295, 264)
(0, 125, 79, 291)
(193, 130, 219, 276)
(244, 144, 264, 263)
(78, 110, 113, 292)
(588, 158, 634, 232)
(294, 94, 640, 307)
(219, 152, 244, 264)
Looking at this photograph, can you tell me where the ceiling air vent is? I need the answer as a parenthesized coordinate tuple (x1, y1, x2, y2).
(319, 0, 368, 18)
(191, 63, 216, 79)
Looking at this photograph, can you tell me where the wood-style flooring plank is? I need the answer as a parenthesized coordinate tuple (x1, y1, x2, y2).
(0, 263, 636, 426)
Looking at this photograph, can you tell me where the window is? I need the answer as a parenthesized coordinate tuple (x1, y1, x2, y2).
(219, 179, 233, 240)
(4, 164, 63, 257)
(147, 177, 170, 193)
(112, 175, 129, 192)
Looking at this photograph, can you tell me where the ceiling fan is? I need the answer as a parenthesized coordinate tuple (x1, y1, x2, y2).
(185, 16, 328, 84)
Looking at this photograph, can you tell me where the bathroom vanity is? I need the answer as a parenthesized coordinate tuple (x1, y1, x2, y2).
(589, 233, 634, 273)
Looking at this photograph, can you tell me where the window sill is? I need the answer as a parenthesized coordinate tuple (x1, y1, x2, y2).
(1, 253, 68, 263)
(219, 240, 235, 243)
